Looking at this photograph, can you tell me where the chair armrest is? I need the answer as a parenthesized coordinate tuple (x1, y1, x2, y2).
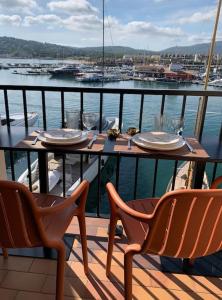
(38, 180, 89, 216)
(106, 182, 155, 222)
(210, 176, 222, 189)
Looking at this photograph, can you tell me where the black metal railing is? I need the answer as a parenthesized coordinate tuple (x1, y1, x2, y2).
(0, 85, 222, 216)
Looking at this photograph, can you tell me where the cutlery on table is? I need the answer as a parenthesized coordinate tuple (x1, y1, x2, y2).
(32, 135, 39, 145)
(183, 137, 195, 153)
(32, 130, 43, 145)
(88, 134, 97, 149)
(128, 137, 132, 150)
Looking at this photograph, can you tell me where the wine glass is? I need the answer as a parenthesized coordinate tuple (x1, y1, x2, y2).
(171, 118, 184, 135)
(66, 110, 80, 129)
(82, 112, 99, 131)
(154, 115, 172, 132)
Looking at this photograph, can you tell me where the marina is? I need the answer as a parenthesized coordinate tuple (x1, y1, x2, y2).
(0, 58, 221, 213)
(1, 58, 222, 85)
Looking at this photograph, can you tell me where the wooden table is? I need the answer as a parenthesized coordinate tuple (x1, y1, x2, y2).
(0, 127, 214, 193)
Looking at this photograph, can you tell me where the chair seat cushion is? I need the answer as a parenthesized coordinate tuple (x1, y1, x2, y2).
(33, 193, 78, 240)
(119, 198, 159, 245)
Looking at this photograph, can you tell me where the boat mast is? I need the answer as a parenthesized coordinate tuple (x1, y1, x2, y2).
(102, 0, 105, 85)
(194, 0, 222, 141)
(204, 0, 222, 91)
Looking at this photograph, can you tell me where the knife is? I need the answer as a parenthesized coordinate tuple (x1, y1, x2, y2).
(88, 135, 97, 149)
(183, 138, 195, 153)
(32, 135, 39, 145)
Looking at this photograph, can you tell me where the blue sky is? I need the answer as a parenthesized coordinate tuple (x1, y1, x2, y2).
(0, 0, 221, 50)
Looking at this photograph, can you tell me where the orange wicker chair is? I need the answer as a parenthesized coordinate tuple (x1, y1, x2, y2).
(0, 179, 89, 300)
(106, 177, 222, 300)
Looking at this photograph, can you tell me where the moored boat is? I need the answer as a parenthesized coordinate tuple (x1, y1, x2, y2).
(0, 112, 38, 126)
(166, 161, 209, 192)
(18, 116, 119, 196)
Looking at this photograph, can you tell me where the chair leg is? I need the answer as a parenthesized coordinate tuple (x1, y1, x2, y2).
(56, 246, 66, 300)
(2, 248, 8, 258)
(77, 214, 89, 275)
(124, 251, 134, 300)
(106, 215, 118, 277)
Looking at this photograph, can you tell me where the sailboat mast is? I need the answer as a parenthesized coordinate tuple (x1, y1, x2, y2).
(204, 0, 222, 90)
(194, 0, 222, 141)
(102, 0, 105, 82)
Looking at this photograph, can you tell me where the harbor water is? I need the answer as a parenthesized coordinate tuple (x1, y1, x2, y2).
(0, 59, 222, 214)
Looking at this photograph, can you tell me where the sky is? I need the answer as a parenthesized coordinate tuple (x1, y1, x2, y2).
(0, 0, 221, 51)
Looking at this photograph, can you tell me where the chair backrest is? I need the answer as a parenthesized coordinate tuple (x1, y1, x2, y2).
(0, 180, 42, 248)
(144, 189, 222, 258)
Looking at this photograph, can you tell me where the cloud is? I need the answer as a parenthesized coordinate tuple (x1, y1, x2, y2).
(22, 12, 185, 44)
(175, 8, 216, 25)
(0, 0, 38, 13)
(62, 15, 101, 31)
(125, 21, 184, 37)
(23, 13, 102, 31)
(23, 14, 62, 27)
(47, 0, 98, 15)
(0, 14, 22, 26)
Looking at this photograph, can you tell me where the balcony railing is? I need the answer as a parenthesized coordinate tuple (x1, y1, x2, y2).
(0, 85, 222, 216)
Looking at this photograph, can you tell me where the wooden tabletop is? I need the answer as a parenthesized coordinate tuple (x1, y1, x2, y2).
(0, 126, 215, 162)
(111, 134, 209, 161)
(15, 130, 105, 154)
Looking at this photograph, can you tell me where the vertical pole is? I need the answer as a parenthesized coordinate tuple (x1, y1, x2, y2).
(102, 0, 105, 86)
(195, 0, 222, 141)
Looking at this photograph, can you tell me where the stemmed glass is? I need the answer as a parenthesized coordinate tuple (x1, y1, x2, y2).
(82, 112, 99, 131)
(171, 118, 184, 135)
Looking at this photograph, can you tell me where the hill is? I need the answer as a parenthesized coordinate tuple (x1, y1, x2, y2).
(161, 41, 222, 55)
(0, 36, 221, 58)
(0, 36, 154, 59)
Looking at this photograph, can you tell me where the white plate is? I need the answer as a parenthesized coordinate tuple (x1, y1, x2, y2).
(38, 131, 88, 145)
(137, 131, 181, 146)
(41, 129, 82, 142)
(132, 134, 185, 151)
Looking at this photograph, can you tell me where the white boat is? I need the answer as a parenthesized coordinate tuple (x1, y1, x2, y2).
(49, 65, 80, 76)
(166, 161, 209, 192)
(18, 117, 119, 196)
(208, 78, 222, 87)
(18, 153, 61, 192)
(0, 112, 38, 126)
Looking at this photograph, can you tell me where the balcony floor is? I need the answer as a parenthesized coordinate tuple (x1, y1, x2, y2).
(0, 217, 221, 299)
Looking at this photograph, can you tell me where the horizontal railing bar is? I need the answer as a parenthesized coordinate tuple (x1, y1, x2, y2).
(0, 85, 222, 97)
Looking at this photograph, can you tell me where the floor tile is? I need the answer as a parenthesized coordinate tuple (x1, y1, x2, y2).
(0, 256, 33, 272)
(1, 271, 46, 292)
(0, 288, 17, 300)
(42, 275, 89, 298)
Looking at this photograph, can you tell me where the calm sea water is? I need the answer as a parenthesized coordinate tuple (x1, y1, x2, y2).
(0, 59, 221, 214)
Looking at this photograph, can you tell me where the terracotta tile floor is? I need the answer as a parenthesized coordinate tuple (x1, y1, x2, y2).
(0, 217, 222, 299)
